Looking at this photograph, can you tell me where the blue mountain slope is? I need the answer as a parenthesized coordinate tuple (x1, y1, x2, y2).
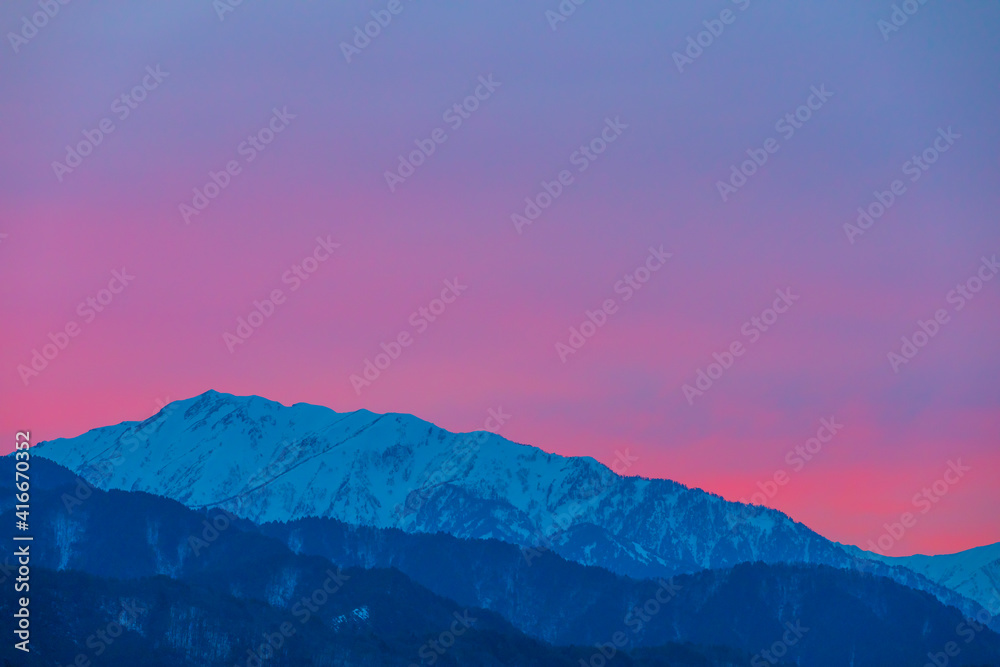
(34, 390, 998, 626)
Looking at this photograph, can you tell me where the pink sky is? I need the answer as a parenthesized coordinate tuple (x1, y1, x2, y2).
(2, 0, 998, 555)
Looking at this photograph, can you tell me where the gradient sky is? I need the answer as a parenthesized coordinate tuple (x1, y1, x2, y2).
(2, 0, 998, 556)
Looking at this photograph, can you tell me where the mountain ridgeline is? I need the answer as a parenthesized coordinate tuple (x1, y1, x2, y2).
(21, 391, 1000, 666)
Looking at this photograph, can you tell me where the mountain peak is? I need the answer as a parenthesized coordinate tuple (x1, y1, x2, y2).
(35, 391, 829, 571)
(32, 391, 998, 622)
(182, 389, 287, 410)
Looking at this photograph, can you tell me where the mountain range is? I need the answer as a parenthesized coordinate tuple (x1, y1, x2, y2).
(13, 390, 1000, 666)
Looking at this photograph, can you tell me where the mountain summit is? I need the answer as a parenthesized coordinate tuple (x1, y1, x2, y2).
(35, 390, 996, 621)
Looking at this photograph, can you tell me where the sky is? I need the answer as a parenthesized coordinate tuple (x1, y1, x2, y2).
(1, 0, 998, 557)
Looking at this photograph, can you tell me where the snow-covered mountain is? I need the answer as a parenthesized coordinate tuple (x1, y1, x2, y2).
(34, 391, 844, 569)
(842, 542, 1000, 616)
(12, 457, 998, 667)
(34, 390, 996, 623)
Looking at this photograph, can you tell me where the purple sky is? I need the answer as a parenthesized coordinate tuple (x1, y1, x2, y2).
(2, 0, 998, 555)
